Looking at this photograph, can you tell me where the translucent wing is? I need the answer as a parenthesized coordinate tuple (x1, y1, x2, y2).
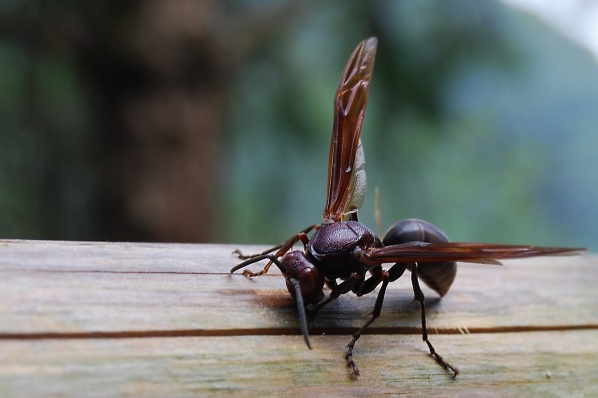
(342, 139, 367, 219)
(324, 37, 377, 222)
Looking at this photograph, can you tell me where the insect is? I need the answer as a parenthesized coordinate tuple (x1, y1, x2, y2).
(230, 37, 585, 379)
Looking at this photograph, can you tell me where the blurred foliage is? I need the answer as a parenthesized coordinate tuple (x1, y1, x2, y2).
(1, 0, 596, 250)
(0, 9, 96, 239)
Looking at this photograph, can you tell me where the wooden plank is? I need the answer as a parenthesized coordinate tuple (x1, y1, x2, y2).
(1, 332, 597, 397)
(1, 240, 594, 334)
(0, 239, 596, 396)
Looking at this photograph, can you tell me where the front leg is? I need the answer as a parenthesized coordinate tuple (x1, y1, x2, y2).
(308, 273, 363, 322)
(231, 224, 319, 276)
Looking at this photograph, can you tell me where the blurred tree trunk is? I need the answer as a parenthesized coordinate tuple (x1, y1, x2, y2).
(73, 1, 224, 242)
(0, 0, 316, 242)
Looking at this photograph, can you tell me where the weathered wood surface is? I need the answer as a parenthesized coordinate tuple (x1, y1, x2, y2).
(0, 239, 596, 397)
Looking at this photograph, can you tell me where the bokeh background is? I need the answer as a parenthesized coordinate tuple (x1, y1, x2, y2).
(1, 1, 596, 250)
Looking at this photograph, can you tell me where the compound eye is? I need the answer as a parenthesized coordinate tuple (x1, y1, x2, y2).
(298, 266, 325, 304)
(281, 253, 325, 305)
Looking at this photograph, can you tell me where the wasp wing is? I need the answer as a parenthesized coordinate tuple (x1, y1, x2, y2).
(342, 139, 367, 220)
(365, 242, 585, 265)
(324, 37, 377, 222)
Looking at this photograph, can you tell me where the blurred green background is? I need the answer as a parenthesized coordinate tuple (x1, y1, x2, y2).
(0, 1, 596, 250)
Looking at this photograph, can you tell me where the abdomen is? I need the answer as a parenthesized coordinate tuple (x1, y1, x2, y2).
(382, 218, 457, 297)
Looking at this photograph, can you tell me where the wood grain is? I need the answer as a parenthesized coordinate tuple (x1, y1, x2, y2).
(0, 239, 596, 397)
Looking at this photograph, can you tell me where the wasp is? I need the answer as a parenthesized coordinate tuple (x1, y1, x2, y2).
(231, 37, 584, 378)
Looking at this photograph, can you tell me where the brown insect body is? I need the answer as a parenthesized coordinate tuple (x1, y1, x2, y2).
(307, 221, 381, 280)
(230, 37, 585, 378)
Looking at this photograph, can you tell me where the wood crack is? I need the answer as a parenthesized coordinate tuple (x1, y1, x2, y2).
(2, 324, 597, 340)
